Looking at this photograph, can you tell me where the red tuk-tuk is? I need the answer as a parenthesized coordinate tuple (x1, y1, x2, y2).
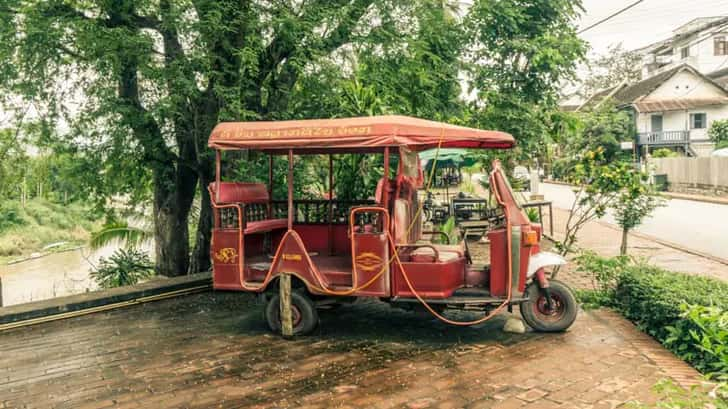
(208, 115, 576, 335)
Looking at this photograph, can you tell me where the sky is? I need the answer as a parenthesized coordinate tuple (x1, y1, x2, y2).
(578, 0, 728, 56)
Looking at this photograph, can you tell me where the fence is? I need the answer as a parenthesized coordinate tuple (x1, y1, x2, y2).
(652, 157, 728, 188)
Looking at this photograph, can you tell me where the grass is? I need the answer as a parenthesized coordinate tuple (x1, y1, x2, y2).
(0, 199, 101, 263)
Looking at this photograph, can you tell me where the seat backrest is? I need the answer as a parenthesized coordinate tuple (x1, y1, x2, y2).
(209, 182, 269, 204)
(393, 198, 410, 244)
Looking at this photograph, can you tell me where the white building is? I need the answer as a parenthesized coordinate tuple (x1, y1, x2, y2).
(638, 16, 728, 79)
(581, 64, 728, 157)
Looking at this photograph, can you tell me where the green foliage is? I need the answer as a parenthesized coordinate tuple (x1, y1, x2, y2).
(555, 148, 641, 260)
(464, 0, 587, 164)
(524, 207, 540, 223)
(579, 102, 633, 162)
(0, 0, 587, 275)
(573, 250, 630, 309)
(576, 250, 629, 293)
(652, 148, 679, 158)
(432, 216, 457, 244)
(0, 199, 100, 259)
(575, 251, 728, 379)
(0, 201, 28, 232)
(612, 174, 665, 254)
(629, 378, 728, 409)
(581, 43, 642, 98)
(614, 264, 728, 376)
(709, 119, 728, 147)
(91, 248, 154, 289)
(90, 221, 153, 250)
(665, 305, 728, 378)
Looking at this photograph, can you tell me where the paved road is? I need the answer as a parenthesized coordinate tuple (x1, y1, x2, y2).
(541, 183, 728, 261)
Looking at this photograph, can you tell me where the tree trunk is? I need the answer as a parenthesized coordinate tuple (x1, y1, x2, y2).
(152, 164, 197, 277)
(620, 227, 629, 256)
(190, 168, 213, 273)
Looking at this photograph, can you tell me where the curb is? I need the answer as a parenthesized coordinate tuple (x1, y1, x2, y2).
(543, 180, 728, 206)
(0, 272, 212, 330)
(594, 220, 728, 268)
(661, 191, 728, 205)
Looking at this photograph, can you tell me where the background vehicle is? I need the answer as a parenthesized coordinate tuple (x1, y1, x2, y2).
(207, 115, 576, 335)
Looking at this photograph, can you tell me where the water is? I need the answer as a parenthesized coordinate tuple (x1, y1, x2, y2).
(0, 245, 119, 307)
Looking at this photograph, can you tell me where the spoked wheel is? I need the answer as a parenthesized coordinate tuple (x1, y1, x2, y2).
(265, 291, 319, 336)
(520, 280, 577, 332)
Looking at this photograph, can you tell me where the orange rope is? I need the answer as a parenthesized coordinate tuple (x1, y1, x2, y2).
(222, 127, 517, 325)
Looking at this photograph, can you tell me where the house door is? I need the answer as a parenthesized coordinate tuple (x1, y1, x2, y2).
(651, 115, 663, 132)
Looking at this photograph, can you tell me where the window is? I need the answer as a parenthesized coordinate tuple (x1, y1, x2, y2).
(715, 36, 727, 56)
(681, 46, 689, 59)
(690, 113, 706, 129)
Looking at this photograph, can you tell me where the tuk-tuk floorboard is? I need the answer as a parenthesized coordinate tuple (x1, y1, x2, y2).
(0, 291, 697, 408)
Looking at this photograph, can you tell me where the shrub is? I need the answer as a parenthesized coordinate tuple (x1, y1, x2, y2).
(0, 201, 28, 232)
(576, 252, 728, 377)
(651, 148, 679, 158)
(708, 118, 728, 147)
(91, 248, 154, 289)
(665, 305, 728, 378)
(614, 263, 728, 376)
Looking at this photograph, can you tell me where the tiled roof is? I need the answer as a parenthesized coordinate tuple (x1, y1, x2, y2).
(634, 98, 728, 112)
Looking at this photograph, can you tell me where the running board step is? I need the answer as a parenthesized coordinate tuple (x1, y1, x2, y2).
(392, 296, 529, 305)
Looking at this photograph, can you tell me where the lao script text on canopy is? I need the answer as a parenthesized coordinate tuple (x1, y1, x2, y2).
(208, 115, 515, 152)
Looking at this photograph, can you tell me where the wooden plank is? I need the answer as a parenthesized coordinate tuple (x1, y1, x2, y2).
(279, 274, 293, 338)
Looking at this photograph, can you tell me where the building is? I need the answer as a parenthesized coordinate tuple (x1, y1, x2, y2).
(637, 16, 728, 79)
(580, 64, 728, 157)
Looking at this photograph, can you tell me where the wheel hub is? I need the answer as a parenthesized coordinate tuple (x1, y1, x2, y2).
(534, 293, 565, 322)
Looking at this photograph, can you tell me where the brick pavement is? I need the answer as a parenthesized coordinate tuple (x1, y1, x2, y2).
(0, 290, 699, 408)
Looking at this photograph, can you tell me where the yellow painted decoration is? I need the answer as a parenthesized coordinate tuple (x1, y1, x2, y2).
(355, 252, 384, 272)
(214, 248, 238, 264)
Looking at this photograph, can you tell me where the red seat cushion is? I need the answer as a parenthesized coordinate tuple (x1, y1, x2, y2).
(244, 218, 288, 234)
(210, 182, 269, 204)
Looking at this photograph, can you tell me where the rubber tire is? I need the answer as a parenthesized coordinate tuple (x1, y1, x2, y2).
(520, 279, 578, 332)
(265, 291, 319, 336)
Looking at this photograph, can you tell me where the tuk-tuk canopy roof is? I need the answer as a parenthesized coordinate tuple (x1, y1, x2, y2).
(208, 115, 514, 152)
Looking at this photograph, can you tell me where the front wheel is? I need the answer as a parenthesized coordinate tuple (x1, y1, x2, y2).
(520, 280, 577, 332)
(265, 291, 319, 336)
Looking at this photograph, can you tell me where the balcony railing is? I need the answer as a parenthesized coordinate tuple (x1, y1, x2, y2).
(637, 130, 689, 146)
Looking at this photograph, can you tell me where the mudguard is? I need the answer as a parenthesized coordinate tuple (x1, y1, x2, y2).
(526, 251, 567, 278)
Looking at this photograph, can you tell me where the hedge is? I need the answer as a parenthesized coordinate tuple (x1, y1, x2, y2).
(612, 263, 728, 376)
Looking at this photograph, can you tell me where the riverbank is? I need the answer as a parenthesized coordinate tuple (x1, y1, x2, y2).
(0, 199, 101, 264)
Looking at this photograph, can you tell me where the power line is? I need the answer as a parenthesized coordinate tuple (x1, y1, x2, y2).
(578, 0, 646, 34)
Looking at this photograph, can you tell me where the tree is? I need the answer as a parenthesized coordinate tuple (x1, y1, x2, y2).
(708, 118, 728, 149)
(1, 0, 586, 276)
(553, 148, 638, 277)
(0, 0, 409, 276)
(551, 100, 633, 179)
(612, 179, 664, 255)
(581, 43, 642, 98)
(464, 0, 587, 165)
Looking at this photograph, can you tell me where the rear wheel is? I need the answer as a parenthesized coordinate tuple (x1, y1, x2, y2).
(265, 291, 319, 336)
(520, 280, 577, 332)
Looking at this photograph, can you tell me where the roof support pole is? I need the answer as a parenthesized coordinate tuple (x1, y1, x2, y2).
(215, 150, 221, 203)
(328, 154, 334, 256)
(268, 154, 274, 219)
(287, 149, 294, 231)
(383, 147, 390, 210)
